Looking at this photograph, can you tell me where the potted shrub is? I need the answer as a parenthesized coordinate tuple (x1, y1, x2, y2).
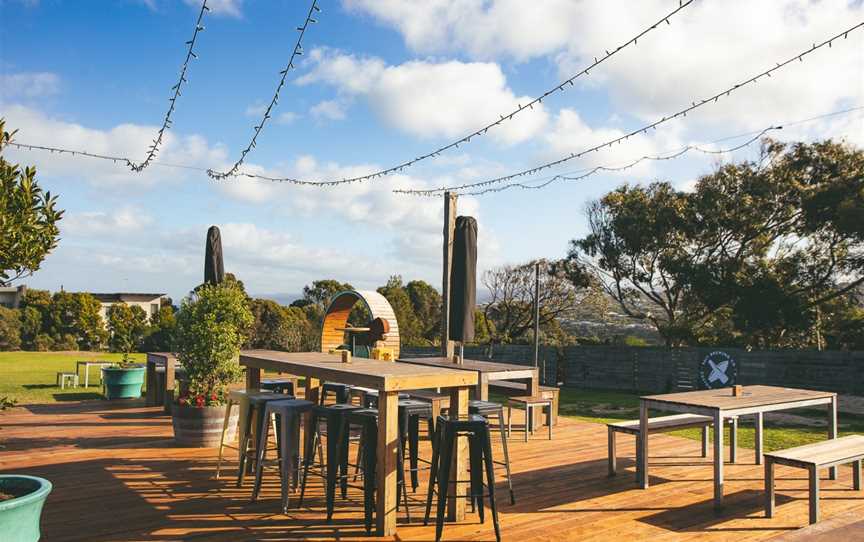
(172, 282, 252, 447)
(102, 353, 146, 400)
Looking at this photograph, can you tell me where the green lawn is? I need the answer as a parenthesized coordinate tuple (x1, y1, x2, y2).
(2, 352, 860, 453)
(0, 351, 145, 404)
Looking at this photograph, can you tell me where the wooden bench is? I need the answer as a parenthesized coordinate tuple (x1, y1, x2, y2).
(489, 380, 560, 426)
(607, 414, 739, 478)
(765, 435, 864, 525)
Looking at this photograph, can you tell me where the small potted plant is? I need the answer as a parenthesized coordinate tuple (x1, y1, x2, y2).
(0, 398, 52, 542)
(102, 352, 146, 400)
(172, 282, 252, 447)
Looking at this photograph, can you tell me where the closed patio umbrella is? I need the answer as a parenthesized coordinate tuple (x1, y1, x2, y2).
(449, 216, 477, 361)
(204, 225, 225, 285)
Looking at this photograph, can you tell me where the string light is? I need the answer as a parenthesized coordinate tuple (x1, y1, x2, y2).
(208, 0, 695, 185)
(7, 107, 862, 188)
(206, 0, 320, 180)
(394, 106, 864, 197)
(395, 21, 864, 196)
(128, 0, 210, 172)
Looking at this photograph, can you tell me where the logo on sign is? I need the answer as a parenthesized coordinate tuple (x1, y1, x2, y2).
(700, 351, 737, 389)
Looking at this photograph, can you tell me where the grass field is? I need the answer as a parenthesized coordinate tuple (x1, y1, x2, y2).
(2, 352, 862, 453)
(0, 351, 145, 404)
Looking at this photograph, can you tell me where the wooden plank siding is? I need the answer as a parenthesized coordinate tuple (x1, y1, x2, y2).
(4, 397, 864, 540)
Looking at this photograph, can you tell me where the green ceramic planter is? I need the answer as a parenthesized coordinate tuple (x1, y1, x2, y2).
(0, 475, 52, 542)
(102, 365, 145, 400)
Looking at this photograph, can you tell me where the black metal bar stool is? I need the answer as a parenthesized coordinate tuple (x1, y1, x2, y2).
(424, 414, 501, 542)
(299, 403, 361, 521)
(235, 391, 293, 486)
(261, 377, 296, 396)
(320, 383, 352, 405)
(340, 408, 410, 533)
(470, 399, 515, 504)
(399, 398, 435, 492)
(251, 398, 314, 513)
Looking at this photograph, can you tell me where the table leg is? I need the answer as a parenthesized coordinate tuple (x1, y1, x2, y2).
(639, 400, 649, 489)
(303, 376, 320, 478)
(527, 374, 540, 430)
(165, 360, 177, 414)
(84, 364, 90, 388)
(145, 358, 156, 406)
(755, 412, 764, 465)
(476, 374, 489, 401)
(829, 396, 838, 480)
(447, 386, 469, 521)
(713, 410, 724, 512)
(376, 391, 400, 536)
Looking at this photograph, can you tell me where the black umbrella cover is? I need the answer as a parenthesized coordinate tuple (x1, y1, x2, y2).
(204, 225, 225, 285)
(449, 215, 477, 342)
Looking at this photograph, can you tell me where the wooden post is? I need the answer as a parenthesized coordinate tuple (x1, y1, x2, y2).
(441, 191, 457, 360)
(533, 261, 540, 370)
(713, 410, 725, 511)
(447, 386, 469, 521)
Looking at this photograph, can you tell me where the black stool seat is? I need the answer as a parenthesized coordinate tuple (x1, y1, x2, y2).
(425, 415, 501, 542)
(261, 378, 296, 396)
(251, 399, 314, 513)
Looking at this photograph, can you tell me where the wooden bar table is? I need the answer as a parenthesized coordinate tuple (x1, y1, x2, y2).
(397, 357, 539, 401)
(240, 350, 478, 536)
(638, 385, 838, 512)
(398, 356, 540, 428)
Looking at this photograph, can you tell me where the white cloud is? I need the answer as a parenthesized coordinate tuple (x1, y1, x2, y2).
(183, 0, 242, 17)
(310, 99, 347, 121)
(2, 103, 227, 189)
(298, 48, 549, 144)
(61, 207, 154, 237)
(0, 72, 60, 99)
(346, 0, 863, 135)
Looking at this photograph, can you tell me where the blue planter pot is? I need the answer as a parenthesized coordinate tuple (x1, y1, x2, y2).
(102, 365, 145, 400)
(0, 475, 52, 542)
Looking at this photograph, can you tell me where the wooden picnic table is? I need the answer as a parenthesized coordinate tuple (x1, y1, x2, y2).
(145, 352, 179, 413)
(239, 349, 478, 536)
(639, 385, 838, 511)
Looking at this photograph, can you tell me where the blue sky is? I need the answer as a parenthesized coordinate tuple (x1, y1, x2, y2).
(1, 0, 862, 303)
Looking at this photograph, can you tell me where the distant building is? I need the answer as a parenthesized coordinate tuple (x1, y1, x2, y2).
(0, 285, 27, 309)
(91, 293, 167, 323)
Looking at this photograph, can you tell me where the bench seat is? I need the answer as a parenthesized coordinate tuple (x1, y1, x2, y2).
(607, 414, 739, 478)
(765, 435, 864, 525)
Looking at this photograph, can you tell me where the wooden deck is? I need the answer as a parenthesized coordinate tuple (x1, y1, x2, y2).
(3, 399, 864, 541)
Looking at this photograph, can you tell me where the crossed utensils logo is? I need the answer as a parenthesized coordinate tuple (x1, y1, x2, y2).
(700, 351, 737, 389)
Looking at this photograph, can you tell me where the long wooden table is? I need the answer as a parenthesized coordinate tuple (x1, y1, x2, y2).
(397, 356, 539, 400)
(239, 350, 478, 536)
(639, 385, 838, 511)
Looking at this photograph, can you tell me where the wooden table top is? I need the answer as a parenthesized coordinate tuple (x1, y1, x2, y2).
(146, 352, 178, 365)
(642, 385, 836, 411)
(240, 350, 477, 392)
(397, 356, 537, 377)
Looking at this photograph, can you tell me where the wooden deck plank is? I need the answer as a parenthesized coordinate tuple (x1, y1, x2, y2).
(3, 398, 864, 541)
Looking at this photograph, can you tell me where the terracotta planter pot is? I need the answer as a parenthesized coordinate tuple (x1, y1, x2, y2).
(172, 404, 237, 447)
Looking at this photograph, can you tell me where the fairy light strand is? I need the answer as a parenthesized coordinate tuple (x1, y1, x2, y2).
(128, 0, 210, 172)
(206, 0, 320, 180)
(395, 21, 864, 196)
(209, 0, 695, 185)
